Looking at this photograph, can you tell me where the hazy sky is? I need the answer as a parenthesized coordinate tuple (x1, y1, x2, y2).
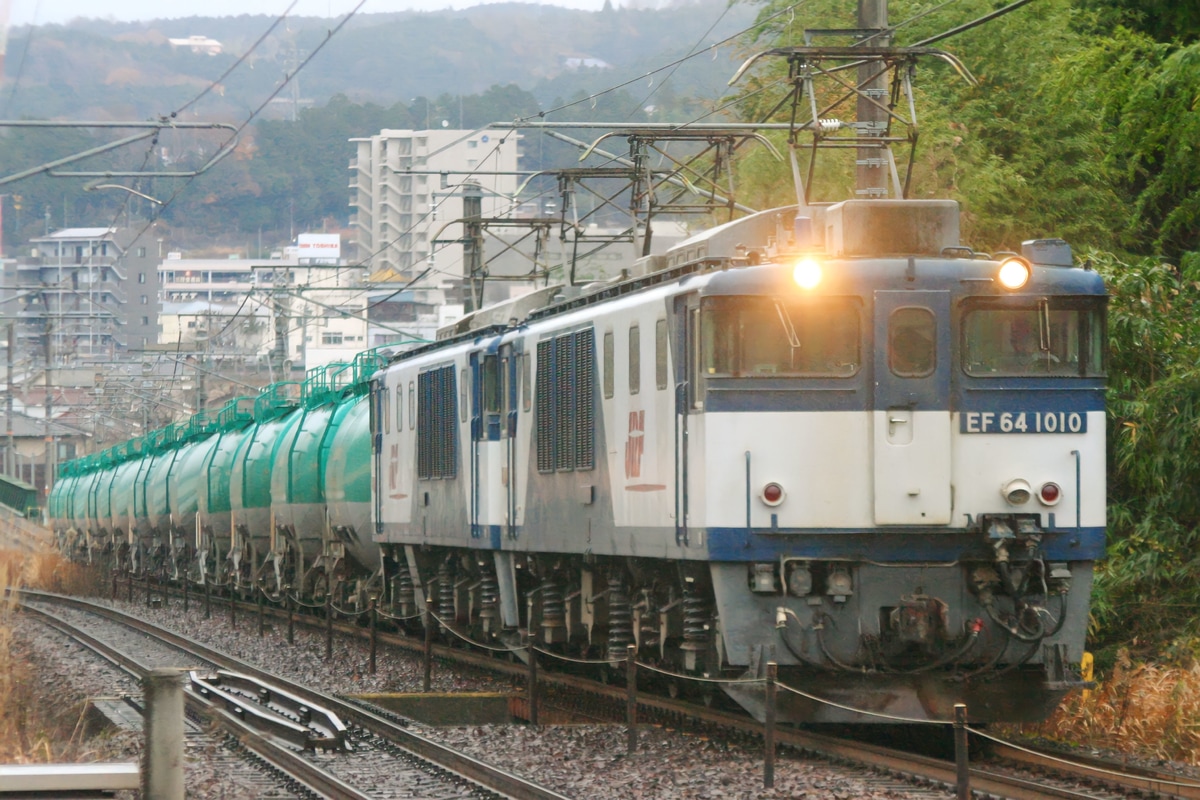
(9, 0, 607, 27)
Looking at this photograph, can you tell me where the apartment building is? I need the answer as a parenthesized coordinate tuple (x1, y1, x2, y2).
(2, 227, 162, 363)
(348, 129, 520, 283)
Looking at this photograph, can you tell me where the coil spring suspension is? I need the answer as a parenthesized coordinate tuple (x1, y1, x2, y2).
(607, 576, 634, 661)
(681, 586, 709, 653)
(477, 563, 499, 632)
(542, 582, 564, 633)
(436, 562, 456, 624)
(393, 566, 415, 615)
(638, 588, 660, 651)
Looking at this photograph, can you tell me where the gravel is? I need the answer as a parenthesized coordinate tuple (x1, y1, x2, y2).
(17, 594, 951, 799)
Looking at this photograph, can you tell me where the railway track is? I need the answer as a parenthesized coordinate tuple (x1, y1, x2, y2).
(28, 585, 1200, 800)
(16, 590, 570, 800)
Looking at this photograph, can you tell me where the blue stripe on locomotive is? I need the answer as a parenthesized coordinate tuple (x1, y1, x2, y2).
(703, 526, 1105, 562)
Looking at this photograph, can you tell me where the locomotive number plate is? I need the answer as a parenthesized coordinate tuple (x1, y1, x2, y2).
(960, 411, 1087, 434)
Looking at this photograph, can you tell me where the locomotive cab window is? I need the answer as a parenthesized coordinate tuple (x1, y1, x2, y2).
(482, 355, 501, 415)
(521, 354, 531, 412)
(963, 299, 1105, 377)
(700, 296, 860, 377)
(655, 319, 669, 390)
(628, 325, 641, 394)
(461, 368, 469, 417)
(603, 331, 614, 399)
(889, 307, 936, 377)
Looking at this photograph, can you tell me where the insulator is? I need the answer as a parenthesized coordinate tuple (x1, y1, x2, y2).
(818, 118, 842, 133)
(606, 575, 634, 662)
(540, 579, 565, 631)
(680, 585, 709, 652)
(638, 588, 660, 650)
(436, 561, 456, 623)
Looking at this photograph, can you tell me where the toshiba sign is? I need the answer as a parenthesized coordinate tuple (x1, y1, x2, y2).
(297, 234, 341, 263)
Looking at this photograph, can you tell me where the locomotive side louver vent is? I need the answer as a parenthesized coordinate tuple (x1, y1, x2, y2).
(536, 340, 554, 472)
(554, 336, 573, 472)
(535, 329, 597, 474)
(417, 365, 457, 479)
(575, 331, 595, 470)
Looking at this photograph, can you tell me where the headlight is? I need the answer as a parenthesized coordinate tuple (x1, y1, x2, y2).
(1002, 478, 1032, 505)
(793, 257, 822, 290)
(997, 257, 1031, 290)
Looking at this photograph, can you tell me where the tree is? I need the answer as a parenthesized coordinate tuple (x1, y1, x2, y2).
(1082, 0, 1200, 43)
(1090, 251, 1200, 661)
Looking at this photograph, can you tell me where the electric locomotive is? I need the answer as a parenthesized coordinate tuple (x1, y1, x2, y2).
(47, 196, 1103, 725)
(370, 197, 1103, 724)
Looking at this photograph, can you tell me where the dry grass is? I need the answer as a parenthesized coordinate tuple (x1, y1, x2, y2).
(1019, 650, 1200, 764)
(0, 546, 118, 763)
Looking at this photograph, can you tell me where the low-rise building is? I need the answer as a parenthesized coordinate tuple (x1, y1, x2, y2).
(157, 237, 368, 372)
(2, 227, 162, 362)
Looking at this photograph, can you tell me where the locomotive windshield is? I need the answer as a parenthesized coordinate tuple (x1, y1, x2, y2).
(962, 299, 1105, 377)
(700, 296, 860, 377)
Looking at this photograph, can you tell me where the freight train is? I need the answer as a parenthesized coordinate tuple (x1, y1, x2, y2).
(48, 197, 1105, 725)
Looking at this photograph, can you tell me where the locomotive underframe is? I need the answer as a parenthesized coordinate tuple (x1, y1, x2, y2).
(375, 522, 1090, 723)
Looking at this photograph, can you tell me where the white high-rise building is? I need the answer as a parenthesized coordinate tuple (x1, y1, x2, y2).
(348, 129, 520, 284)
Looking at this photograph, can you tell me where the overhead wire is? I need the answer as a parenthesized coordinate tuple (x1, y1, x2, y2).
(100, 2, 302, 238)
(626, 0, 735, 119)
(174, 1, 300, 118)
(520, 0, 809, 124)
(148, 0, 748, 342)
(1, 3, 39, 118)
(118, 0, 367, 258)
(65, 2, 365, 398)
(91, 0, 911, 384)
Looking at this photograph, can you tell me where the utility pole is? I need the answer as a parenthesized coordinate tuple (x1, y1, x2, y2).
(196, 357, 207, 412)
(857, 0, 891, 197)
(462, 183, 483, 313)
(273, 267, 291, 377)
(43, 312, 53, 496)
(5, 322, 12, 477)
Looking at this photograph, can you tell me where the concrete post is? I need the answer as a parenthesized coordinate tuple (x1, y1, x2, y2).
(142, 668, 185, 800)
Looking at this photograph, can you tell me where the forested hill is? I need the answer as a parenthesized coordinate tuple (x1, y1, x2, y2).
(1, 1, 755, 121)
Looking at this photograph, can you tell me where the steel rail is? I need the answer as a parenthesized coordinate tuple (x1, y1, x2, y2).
(92, 583, 1173, 800)
(19, 601, 371, 800)
(19, 590, 570, 800)
(989, 739, 1200, 800)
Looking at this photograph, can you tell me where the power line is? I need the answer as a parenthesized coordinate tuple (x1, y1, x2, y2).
(115, 0, 368, 260)
(176, 1, 301, 118)
(100, 4, 303, 236)
(518, 1, 809, 123)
